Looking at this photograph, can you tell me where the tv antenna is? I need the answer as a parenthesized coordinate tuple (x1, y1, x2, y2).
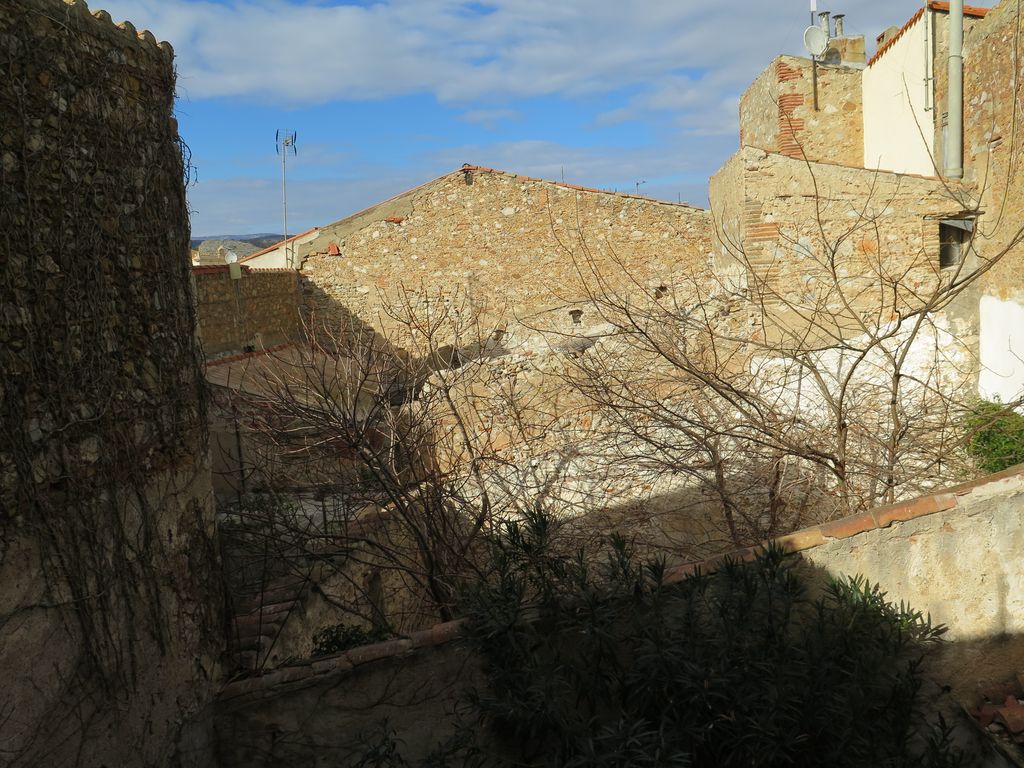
(276, 129, 298, 267)
(803, 10, 828, 112)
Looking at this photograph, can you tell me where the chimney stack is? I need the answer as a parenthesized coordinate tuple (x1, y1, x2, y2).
(833, 13, 845, 36)
(818, 11, 831, 39)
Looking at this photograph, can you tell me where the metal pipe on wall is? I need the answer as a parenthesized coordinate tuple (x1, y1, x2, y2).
(945, 0, 964, 178)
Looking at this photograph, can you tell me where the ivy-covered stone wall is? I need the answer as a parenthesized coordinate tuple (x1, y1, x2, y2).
(0, 1, 221, 765)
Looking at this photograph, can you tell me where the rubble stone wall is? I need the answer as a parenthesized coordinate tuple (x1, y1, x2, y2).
(958, 0, 1024, 402)
(0, 2, 221, 765)
(738, 55, 864, 167)
(300, 167, 714, 340)
(709, 146, 972, 303)
(193, 266, 300, 356)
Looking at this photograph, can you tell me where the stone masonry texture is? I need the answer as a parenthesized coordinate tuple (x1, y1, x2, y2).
(959, 0, 1024, 304)
(709, 146, 974, 304)
(0, 2, 221, 765)
(193, 266, 300, 356)
(300, 167, 714, 339)
(739, 55, 864, 167)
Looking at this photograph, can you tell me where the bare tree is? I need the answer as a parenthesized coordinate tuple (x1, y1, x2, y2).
(214, 285, 600, 657)
(539, 161, 1024, 549)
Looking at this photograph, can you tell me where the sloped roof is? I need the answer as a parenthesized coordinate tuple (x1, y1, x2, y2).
(238, 228, 319, 264)
(868, 2, 990, 67)
(316, 164, 703, 236)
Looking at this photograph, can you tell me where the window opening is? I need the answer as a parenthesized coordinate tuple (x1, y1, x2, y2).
(939, 218, 973, 268)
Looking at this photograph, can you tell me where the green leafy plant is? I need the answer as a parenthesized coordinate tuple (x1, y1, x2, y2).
(460, 509, 958, 768)
(965, 399, 1024, 474)
(311, 622, 391, 657)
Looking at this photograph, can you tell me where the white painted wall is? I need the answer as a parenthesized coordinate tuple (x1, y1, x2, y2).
(863, 13, 936, 177)
(241, 228, 320, 269)
(978, 295, 1024, 404)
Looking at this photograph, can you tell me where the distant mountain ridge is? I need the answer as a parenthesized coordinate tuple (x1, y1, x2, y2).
(190, 233, 283, 250)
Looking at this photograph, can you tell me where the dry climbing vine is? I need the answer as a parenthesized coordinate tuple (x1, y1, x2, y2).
(0, 3, 219, 765)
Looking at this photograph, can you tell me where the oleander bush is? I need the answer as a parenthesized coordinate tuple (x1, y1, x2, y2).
(459, 510, 963, 768)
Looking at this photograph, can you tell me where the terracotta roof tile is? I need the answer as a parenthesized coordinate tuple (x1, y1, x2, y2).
(238, 227, 319, 264)
(868, 2, 989, 67)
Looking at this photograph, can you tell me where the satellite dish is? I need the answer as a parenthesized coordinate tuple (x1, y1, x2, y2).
(803, 25, 828, 57)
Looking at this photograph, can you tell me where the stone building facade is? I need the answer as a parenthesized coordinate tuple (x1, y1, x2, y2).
(958, 0, 1024, 402)
(709, 146, 973, 303)
(716, 1, 1023, 406)
(0, 2, 221, 765)
(739, 55, 864, 167)
(300, 165, 714, 339)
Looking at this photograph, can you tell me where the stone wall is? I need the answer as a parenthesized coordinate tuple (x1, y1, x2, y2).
(213, 467, 1024, 766)
(0, 2, 221, 765)
(215, 625, 479, 768)
(738, 55, 864, 167)
(193, 265, 300, 357)
(300, 166, 714, 340)
(958, 0, 1024, 402)
(781, 466, 1024, 700)
(709, 146, 974, 303)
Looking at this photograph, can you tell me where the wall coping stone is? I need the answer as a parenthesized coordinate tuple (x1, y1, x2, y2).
(215, 464, 1024, 702)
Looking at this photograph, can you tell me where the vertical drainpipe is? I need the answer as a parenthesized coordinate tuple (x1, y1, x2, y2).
(944, 0, 964, 178)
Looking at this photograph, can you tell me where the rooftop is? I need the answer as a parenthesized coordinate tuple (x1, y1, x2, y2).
(868, 2, 990, 67)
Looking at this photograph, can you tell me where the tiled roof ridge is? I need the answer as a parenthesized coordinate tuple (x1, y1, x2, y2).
(238, 228, 319, 264)
(218, 619, 463, 700)
(868, 2, 989, 68)
(56, 0, 175, 60)
(458, 164, 705, 210)
(191, 264, 295, 275)
(216, 463, 1024, 700)
(316, 164, 706, 236)
(665, 462, 1024, 581)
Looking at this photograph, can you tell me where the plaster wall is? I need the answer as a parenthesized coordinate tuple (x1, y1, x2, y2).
(214, 636, 481, 768)
(863, 14, 936, 176)
(978, 295, 1024, 404)
(212, 470, 1024, 766)
(800, 471, 1024, 697)
(240, 228, 320, 269)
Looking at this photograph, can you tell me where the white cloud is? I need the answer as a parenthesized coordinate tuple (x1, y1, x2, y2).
(188, 135, 721, 234)
(96, 0, 930, 106)
(458, 108, 523, 129)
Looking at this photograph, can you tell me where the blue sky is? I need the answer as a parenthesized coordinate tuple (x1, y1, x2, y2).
(100, 0, 941, 236)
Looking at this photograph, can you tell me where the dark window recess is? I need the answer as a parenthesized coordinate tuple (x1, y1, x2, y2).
(939, 218, 973, 268)
(569, 309, 583, 325)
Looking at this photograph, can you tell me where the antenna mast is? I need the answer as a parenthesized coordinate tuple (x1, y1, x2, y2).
(276, 129, 298, 267)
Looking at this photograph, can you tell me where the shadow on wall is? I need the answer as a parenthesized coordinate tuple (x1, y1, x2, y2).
(211, 552, 1024, 768)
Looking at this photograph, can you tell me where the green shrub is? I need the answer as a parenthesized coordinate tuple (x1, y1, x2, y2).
(965, 400, 1024, 473)
(311, 622, 390, 657)
(461, 510, 960, 768)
